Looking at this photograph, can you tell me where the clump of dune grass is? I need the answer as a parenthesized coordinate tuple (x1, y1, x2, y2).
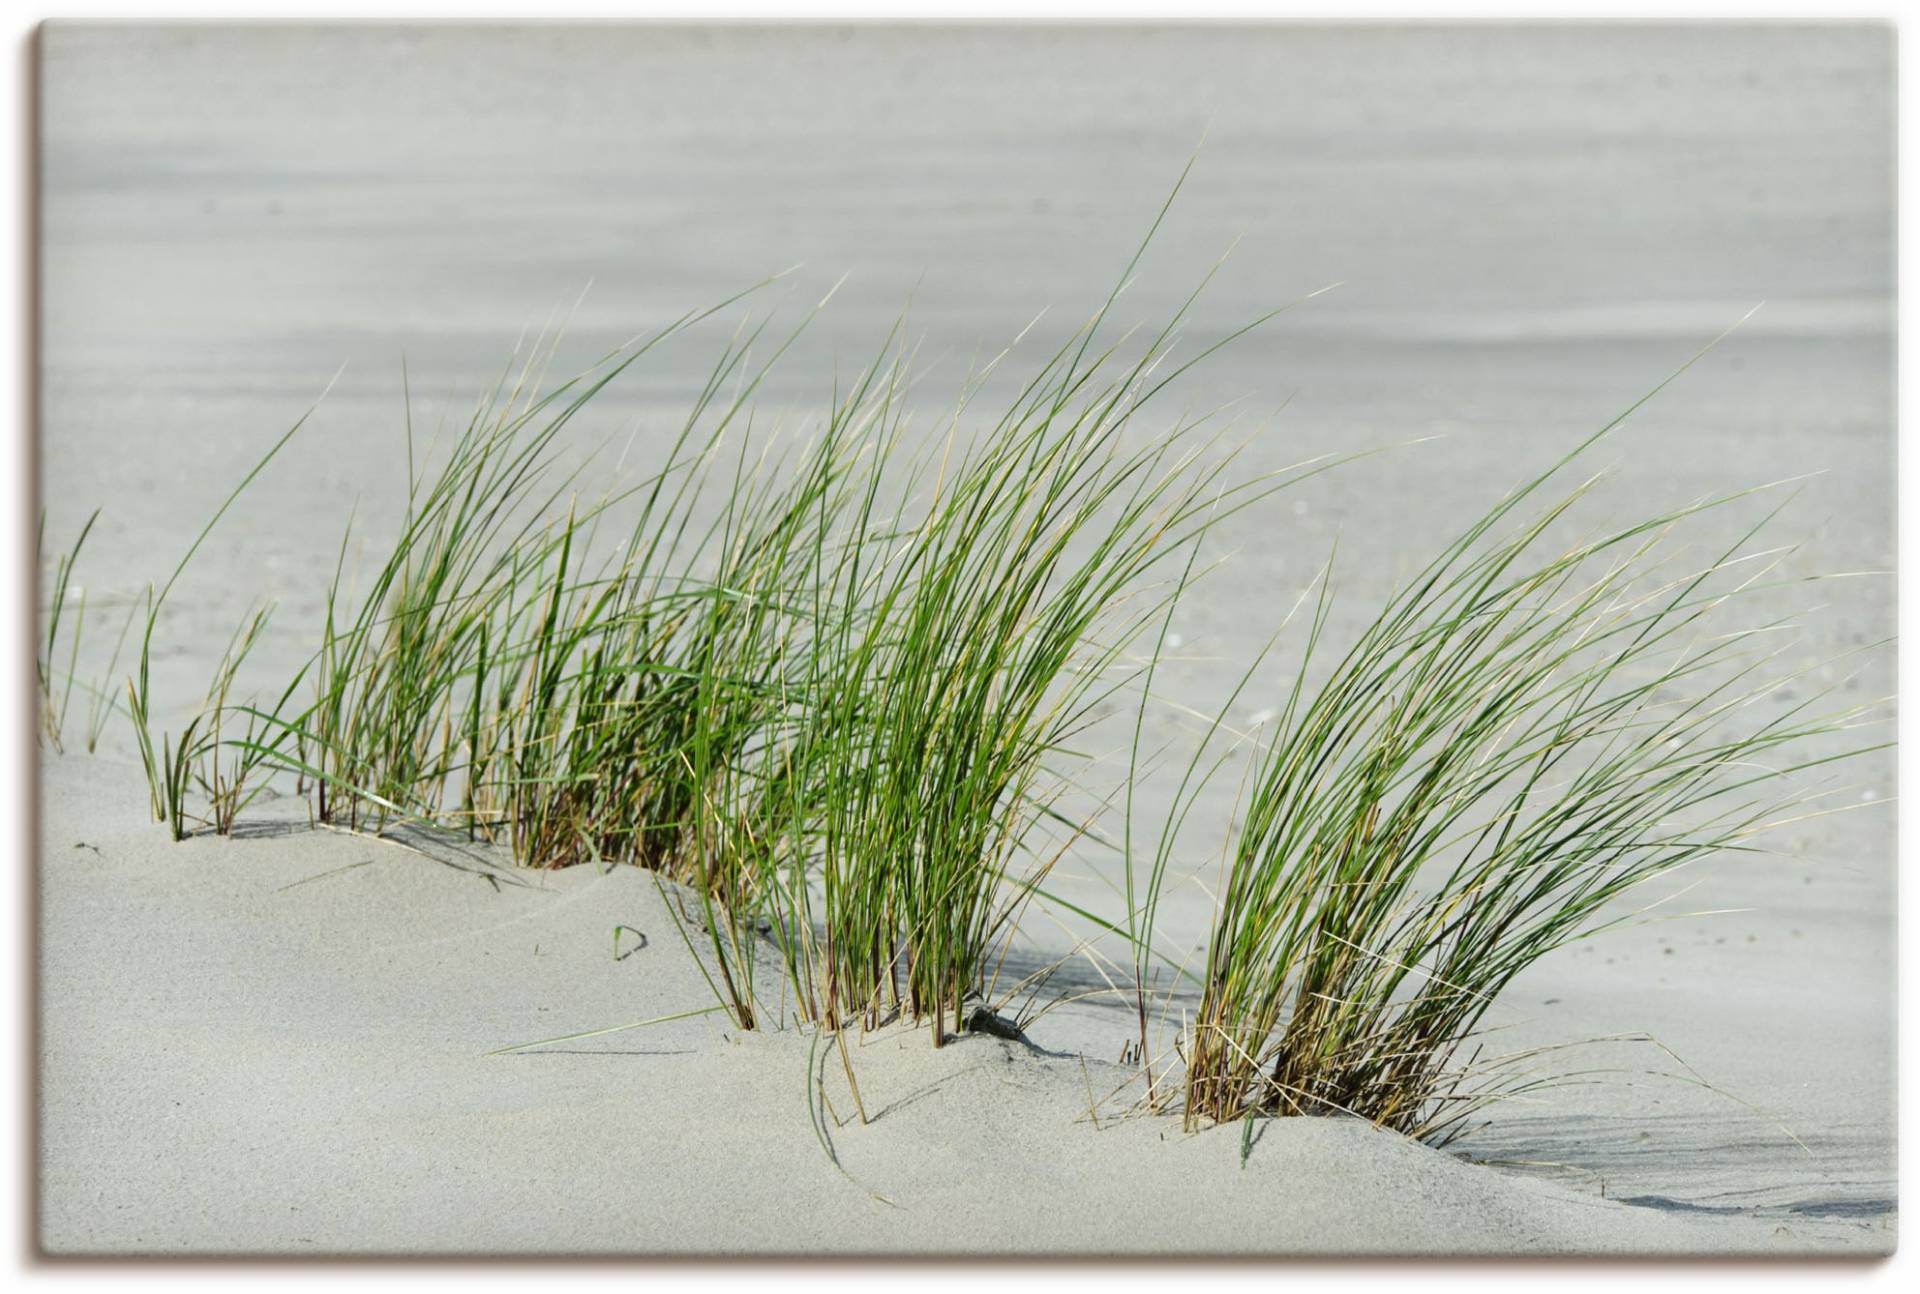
(496, 329, 876, 885)
(1177, 388, 1886, 1141)
(750, 335, 1278, 1041)
(112, 277, 901, 1041)
(134, 169, 1338, 1052)
(666, 187, 1351, 1041)
(231, 279, 805, 846)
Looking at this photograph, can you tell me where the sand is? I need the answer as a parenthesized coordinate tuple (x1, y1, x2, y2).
(35, 23, 1896, 1259)
(36, 754, 1892, 1257)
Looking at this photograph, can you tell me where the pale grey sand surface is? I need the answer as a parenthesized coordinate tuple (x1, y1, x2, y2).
(36, 24, 1895, 1256)
(36, 755, 1892, 1255)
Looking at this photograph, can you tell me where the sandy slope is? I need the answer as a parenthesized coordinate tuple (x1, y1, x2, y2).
(35, 24, 1895, 1259)
(37, 754, 1890, 1257)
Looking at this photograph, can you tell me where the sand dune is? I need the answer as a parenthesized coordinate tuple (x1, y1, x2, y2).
(35, 23, 1895, 1260)
(37, 754, 1891, 1257)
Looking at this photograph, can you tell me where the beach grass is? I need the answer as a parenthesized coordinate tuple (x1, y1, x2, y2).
(119, 172, 1352, 1051)
(92, 225, 1881, 1142)
(1175, 397, 1886, 1142)
(741, 315, 1273, 1042)
(36, 508, 97, 753)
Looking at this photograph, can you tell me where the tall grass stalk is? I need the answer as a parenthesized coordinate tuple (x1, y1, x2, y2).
(36, 509, 99, 752)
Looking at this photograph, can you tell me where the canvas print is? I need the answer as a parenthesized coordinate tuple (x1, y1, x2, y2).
(35, 22, 1895, 1257)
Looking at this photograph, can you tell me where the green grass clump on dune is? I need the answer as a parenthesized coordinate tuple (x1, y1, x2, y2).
(726, 293, 1325, 1043)
(280, 280, 805, 847)
(70, 196, 1881, 1139)
(1173, 393, 1885, 1142)
(110, 195, 1316, 1044)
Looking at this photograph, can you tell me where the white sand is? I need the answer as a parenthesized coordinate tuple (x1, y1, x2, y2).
(36, 24, 1895, 1259)
(37, 755, 1892, 1256)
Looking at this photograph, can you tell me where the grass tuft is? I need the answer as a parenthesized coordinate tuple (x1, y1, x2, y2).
(1178, 444, 1885, 1141)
